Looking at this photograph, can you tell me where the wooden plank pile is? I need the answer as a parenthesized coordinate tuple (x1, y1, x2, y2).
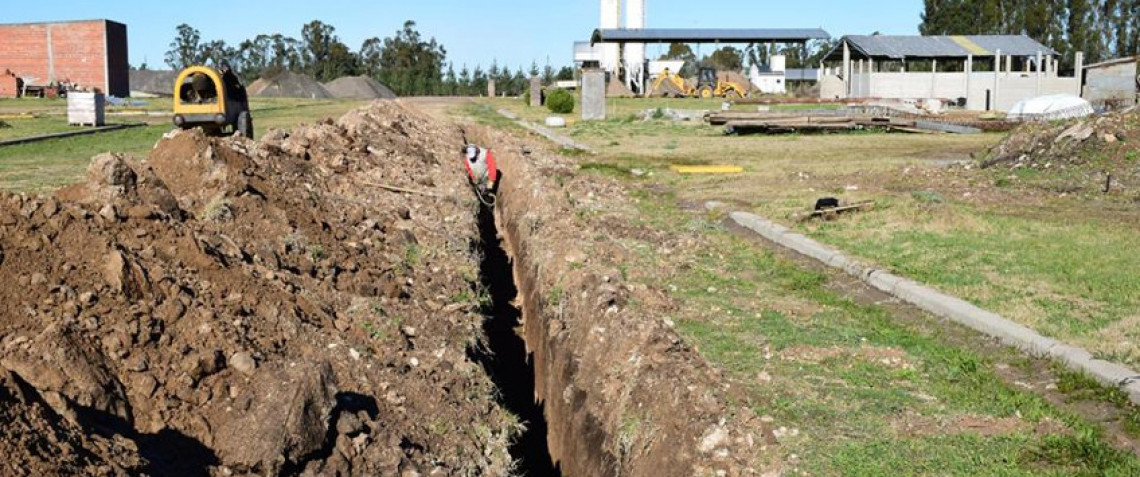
(706, 110, 995, 135)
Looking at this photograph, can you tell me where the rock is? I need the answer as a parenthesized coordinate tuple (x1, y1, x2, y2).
(30, 273, 47, 286)
(335, 412, 364, 436)
(87, 153, 137, 188)
(699, 425, 729, 454)
(1, 328, 133, 427)
(1104, 133, 1119, 143)
(214, 360, 337, 474)
(99, 203, 120, 222)
(228, 352, 257, 376)
(102, 249, 151, 299)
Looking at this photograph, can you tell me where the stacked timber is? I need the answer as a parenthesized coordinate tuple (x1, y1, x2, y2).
(707, 110, 1003, 135)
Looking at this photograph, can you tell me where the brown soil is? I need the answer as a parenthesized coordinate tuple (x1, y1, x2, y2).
(0, 101, 517, 476)
(471, 122, 779, 476)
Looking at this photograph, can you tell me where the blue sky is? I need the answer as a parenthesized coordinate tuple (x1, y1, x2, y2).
(7, 0, 922, 71)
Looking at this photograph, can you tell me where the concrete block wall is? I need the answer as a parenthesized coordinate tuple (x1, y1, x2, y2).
(837, 70, 1079, 111)
(0, 20, 129, 97)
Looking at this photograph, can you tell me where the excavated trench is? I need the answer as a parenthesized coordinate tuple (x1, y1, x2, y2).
(469, 203, 561, 476)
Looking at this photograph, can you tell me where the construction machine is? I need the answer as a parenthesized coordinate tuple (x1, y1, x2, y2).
(695, 67, 749, 99)
(172, 63, 253, 138)
(648, 68, 694, 97)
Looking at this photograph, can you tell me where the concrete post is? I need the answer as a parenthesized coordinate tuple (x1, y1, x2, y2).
(487, 79, 496, 98)
(965, 55, 972, 109)
(1036, 51, 1043, 95)
(842, 41, 851, 98)
(581, 68, 606, 121)
(1005, 55, 1012, 77)
(931, 59, 938, 99)
(529, 76, 542, 107)
(1074, 52, 1085, 96)
(993, 50, 1001, 111)
(868, 59, 874, 95)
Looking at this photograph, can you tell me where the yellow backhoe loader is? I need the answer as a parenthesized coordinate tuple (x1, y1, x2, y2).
(695, 67, 749, 99)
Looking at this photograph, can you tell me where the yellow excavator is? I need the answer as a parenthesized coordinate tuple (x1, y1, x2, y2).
(172, 62, 253, 138)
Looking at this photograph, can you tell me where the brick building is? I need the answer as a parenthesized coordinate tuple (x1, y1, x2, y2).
(0, 19, 129, 98)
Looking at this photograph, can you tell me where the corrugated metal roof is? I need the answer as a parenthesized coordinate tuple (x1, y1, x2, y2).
(591, 28, 830, 45)
(824, 35, 1057, 61)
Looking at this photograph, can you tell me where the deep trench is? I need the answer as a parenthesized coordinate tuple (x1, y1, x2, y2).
(469, 203, 561, 476)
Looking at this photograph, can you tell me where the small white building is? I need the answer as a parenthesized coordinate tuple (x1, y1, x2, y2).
(819, 35, 1083, 112)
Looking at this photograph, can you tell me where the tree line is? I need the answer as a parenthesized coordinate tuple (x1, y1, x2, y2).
(159, 20, 574, 97)
(920, 0, 1140, 70)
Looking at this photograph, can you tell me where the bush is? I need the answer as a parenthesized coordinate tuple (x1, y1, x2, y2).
(546, 89, 574, 114)
(522, 91, 531, 106)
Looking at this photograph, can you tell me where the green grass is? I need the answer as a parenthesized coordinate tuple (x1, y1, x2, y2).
(599, 182, 1140, 475)
(804, 204, 1140, 365)
(0, 125, 162, 192)
(0, 116, 78, 140)
(0, 97, 367, 193)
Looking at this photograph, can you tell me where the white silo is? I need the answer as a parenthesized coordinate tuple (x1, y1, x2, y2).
(600, 0, 621, 74)
(624, 0, 646, 92)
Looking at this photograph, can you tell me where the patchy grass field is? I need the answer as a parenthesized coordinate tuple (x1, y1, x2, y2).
(484, 96, 1140, 369)
(448, 96, 1140, 474)
(0, 97, 368, 192)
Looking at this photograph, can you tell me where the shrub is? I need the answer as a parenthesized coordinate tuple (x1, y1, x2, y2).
(522, 91, 531, 106)
(546, 89, 574, 114)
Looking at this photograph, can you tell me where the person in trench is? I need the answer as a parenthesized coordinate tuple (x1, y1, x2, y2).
(461, 144, 499, 205)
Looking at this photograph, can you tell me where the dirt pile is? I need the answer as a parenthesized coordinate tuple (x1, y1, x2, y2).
(129, 70, 178, 97)
(0, 101, 517, 475)
(323, 76, 397, 100)
(248, 71, 331, 99)
(982, 107, 1140, 195)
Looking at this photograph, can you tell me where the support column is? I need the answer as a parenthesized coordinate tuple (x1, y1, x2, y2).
(1005, 55, 1012, 77)
(1074, 51, 1085, 96)
(842, 41, 851, 98)
(993, 50, 1001, 111)
(1036, 51, 1043, 95)
(931, 59, 938, 99)
(965, 55, 972, 108)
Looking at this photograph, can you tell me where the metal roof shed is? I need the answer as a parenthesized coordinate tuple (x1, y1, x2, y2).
(823, 35, 1057, 61)
(591, 28, 830, 45)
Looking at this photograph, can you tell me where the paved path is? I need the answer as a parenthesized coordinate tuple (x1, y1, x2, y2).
(495, 109, 593, 153)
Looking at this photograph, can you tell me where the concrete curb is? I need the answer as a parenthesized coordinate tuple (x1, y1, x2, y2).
(724, 208, 1140, 404)
(0, 123, 147, 148)
(495, 109, 593, 153)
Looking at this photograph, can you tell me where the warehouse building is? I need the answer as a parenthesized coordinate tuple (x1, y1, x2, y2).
(0, 19, 129, 98)
(819, 35, 1083, 111)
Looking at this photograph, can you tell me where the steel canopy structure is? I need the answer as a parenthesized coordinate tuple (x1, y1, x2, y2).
(590, 28, 830, 45)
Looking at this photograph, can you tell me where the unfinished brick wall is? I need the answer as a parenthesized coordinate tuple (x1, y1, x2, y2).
(0, 20, 129, 97)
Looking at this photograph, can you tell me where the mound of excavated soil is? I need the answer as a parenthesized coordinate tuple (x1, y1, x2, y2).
(983, 107, 1140, 194)
(129, 70, 178, 97)
(323, 76, 397, 100)
(0, 101, 516, 475)
(248, 71, 331, 99)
